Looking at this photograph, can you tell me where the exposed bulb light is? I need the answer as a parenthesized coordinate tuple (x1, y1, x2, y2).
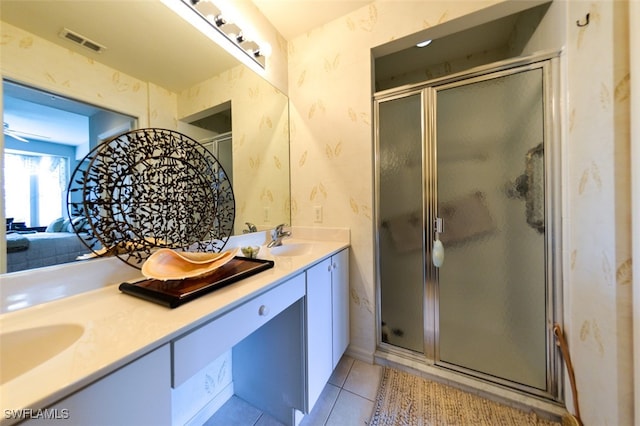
(179, 0, 265, 68)
(257, 42, 272, 58)
(416, 39, 432, 48)
(239, 39, 259, 53)
(214, 15, 226, 27)
(220, 22, 242, 39)
(193, 0, 221, 19)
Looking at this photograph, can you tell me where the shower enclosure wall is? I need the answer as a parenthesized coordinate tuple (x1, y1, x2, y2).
(202, 131, 233, 185)
(375, 53, 562, 400)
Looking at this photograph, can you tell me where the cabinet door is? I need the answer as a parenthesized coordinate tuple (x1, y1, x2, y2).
(305, 257, 333, 411)
(331, 249, 350, 367)
(25, 345, 171, 426)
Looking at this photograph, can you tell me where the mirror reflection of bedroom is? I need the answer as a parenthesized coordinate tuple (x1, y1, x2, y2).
(3, 79, 135, 272)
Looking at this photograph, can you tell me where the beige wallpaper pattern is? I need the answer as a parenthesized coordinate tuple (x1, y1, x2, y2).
(566, 1, 632, 423)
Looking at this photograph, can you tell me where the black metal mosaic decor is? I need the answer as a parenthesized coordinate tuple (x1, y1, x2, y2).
(67, 128, 235, 269)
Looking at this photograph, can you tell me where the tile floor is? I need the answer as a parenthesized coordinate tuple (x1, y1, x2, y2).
(205, 355, 381, 426)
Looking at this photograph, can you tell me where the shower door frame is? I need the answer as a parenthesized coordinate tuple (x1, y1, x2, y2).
(374, 50, 564, 402)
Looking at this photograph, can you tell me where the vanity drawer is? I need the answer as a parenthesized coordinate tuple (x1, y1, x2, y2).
(172, 274, 305, 387)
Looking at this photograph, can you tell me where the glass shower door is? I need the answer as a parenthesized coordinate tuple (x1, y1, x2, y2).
(377, 92, 425, 353)
(434, 67, 548, 391)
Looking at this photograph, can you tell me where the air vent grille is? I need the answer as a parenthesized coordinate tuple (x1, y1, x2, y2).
(59, 28, 106, 53)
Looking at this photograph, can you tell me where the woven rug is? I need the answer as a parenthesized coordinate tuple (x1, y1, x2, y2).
(369, 367, 561, 426)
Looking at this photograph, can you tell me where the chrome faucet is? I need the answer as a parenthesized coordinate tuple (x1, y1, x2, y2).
(243, 222, 257, 234)
(267, 224, 291, 248)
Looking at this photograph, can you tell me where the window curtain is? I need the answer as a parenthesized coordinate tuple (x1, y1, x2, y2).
(4, 152, 68, 228)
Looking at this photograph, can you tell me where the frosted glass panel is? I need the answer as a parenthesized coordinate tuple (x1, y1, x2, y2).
(436, 69, 547, 390)
(378, 94, 424, 353)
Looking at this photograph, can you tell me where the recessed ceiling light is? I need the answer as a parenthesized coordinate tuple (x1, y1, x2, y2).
(416, 39, 432, 48)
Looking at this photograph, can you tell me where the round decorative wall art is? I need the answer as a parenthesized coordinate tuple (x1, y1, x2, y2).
(67, 128, 235, 269)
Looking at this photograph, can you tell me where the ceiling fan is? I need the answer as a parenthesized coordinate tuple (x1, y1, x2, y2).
(3, 122, 50, 143)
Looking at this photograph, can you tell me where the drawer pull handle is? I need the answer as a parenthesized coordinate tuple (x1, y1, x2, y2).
(258, 305, 270, 316)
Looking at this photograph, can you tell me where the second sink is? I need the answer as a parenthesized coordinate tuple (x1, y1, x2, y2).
(0, 323, 84, 384)
(269, 243, 313, 257)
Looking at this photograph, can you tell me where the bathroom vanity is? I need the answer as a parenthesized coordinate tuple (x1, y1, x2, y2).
(0, 230, 349, 426)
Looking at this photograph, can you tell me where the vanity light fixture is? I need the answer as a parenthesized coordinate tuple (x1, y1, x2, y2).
(183, 0, 265, 68)
(213, 15, 226, 27)
(239, 39, 260, 56)
(219, 22, 242, 40)
(416, 39, 433, 48)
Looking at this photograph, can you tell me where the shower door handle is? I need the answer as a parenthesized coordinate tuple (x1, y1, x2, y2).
(432, 217, 445, 267)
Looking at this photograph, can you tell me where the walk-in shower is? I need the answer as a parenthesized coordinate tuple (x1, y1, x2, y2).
(374, 53, 562, 400)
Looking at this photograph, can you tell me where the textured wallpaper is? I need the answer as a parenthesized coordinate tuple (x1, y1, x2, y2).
(565, 1, 632, 424)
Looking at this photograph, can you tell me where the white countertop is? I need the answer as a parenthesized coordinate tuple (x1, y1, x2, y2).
(0, 231, 349, 421)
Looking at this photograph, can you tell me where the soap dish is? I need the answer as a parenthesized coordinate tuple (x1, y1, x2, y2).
(241, 245, 260, 258)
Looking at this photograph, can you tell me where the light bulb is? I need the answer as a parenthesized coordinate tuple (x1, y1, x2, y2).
(258, 42, 272, 58)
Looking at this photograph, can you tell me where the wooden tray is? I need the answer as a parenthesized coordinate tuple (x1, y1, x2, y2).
(119, 256, 274, 308)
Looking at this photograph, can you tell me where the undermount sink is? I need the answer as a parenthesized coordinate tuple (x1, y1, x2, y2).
(0, 324, 84, 384)
(269, 243, 313, 257)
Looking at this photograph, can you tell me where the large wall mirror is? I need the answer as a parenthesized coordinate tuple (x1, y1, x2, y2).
(0, 0, 290, 273)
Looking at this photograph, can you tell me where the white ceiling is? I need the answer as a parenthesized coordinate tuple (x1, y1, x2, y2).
(252, 0, 373, 39)
(1, 0, 370, 145)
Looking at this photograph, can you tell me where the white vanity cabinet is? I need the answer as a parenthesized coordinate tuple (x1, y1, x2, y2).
(305, 257, 334, 411)
(5, 238, 350, 426)
(304, 248, 350, 412)
(23, 345, 171, 426)
(331, 249, 350, 367)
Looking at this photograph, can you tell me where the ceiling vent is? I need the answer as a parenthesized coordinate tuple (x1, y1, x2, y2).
(59, 28, 106, 53)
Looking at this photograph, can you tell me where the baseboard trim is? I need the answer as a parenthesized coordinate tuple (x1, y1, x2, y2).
(345, 345, 374, 364)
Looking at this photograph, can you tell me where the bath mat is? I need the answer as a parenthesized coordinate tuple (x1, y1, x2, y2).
(369, 367, 560, 426)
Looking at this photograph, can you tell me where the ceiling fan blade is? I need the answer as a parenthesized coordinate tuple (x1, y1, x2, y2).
(3, 129, 30, 143)
(3, 122, 51, 142)
(10, 129, 50, 140)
